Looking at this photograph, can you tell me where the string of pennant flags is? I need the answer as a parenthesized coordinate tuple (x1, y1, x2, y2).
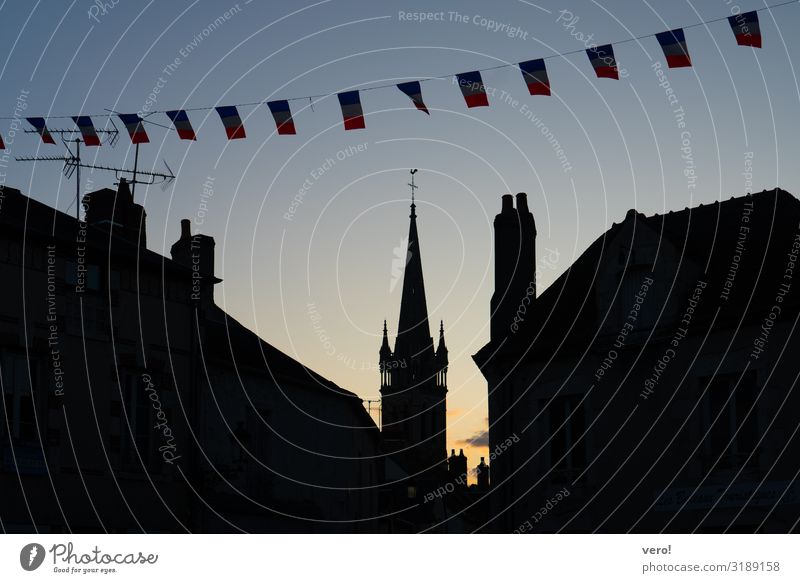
(0, 6, 779, 150)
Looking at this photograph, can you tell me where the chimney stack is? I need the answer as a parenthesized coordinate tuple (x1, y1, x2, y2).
(490, 193, 537, 342)
(170, 219, 217, 304)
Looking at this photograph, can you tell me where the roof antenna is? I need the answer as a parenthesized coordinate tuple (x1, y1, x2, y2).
(408, 169, 418, 218)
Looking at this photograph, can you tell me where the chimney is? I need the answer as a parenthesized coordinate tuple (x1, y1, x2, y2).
(83, 178, 147, 247)
(170, 219, 217, 304)
(490, 193, 536, 342)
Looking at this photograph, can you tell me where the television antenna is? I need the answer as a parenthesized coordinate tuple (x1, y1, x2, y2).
(15, 134, 175, 219)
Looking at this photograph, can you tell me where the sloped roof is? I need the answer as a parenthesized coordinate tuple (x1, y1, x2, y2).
(476, 188, 800, 363)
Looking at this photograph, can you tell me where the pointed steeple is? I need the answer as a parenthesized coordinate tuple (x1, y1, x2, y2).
(437, 320, 448, 355)
(380, 319, 392, 358)
(395, 170, 433, 359)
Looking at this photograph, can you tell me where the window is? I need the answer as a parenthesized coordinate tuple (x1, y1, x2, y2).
(1, 353, 38, 443)
(544, 394, 587, 479)
(701, 371, 758, 467)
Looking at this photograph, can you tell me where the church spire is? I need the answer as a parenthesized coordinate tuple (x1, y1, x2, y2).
(395, 169, 433, 359)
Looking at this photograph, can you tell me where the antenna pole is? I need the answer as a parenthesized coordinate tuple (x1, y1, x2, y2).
(75, 139, 80, 220)
(132, 142, 139, 200)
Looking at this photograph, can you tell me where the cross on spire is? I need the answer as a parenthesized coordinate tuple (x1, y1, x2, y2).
(408, 169, 418, 218)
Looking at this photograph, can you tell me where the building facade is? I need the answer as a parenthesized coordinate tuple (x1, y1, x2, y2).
(475, 189, 800, 533)
(0, 180, 380, 533)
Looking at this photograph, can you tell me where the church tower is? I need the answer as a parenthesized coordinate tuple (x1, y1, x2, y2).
(379, 170, 448, 477)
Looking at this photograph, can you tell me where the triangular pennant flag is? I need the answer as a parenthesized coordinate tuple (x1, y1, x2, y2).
(456, 71, 489, 107)
(72, 116, 100, 146)
(0, 133, 5, 150)
(26, 117, 56, 144)
(165, 110, 197, 140)
(519, 59, 551, 96)
(337, 91, 365, 130)
(586, 45, 619, 79)
(215, 106, 246, 139)
(267, 100, 296, 134)
(656, 28, 692, 68)
(729, 11, 761, 47)
(397, 81, 429, 114)
(117, 113, 149, 144)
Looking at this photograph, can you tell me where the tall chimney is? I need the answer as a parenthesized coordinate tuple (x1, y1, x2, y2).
(490, 193, 536, 342)
(170, 219, 217, 304)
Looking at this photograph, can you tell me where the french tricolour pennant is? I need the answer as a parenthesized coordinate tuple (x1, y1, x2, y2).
(165, 110, 197, 140)
(397, 81, 429, 114)
(519, 59, 551, 96)
(72, 116, 100, 146)
(656, 28, 692, 68)
(586, 45, 619, 79)
(456, 71, 489, 107)
(337, 91, 365, 130)
(729, 11, 761, 48)
(26, 117, 56, 144)
(117, 113, 149, 144)
(267, 100, 296, 135)
(216, 106, 246, 140)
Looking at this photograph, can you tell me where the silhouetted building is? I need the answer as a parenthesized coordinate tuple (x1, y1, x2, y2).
(475, 189, 800, 532)
(379, 195, 448, 477)
(0, 182, 380, 533)
(476, 457, 490, 491)
(448, 448, 468, 488)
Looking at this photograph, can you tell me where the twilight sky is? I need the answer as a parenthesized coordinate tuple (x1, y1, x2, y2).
(1, 0, 798, 469)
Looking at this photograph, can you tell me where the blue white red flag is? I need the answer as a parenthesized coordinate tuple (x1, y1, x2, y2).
(267, 100, 296, 134)
(729, 11, 761, 47)
(215, 106, 246, 139)
(72, 116, 100, 146)
(117, 113, 149, 144)
(456, 71, 489, 107)
(656, 28, 692, 68)
(519, 59, 551, 96)
(586, 45, 619, 79)
(337, 91, 365, 130)
(27, 117, 56, 144)
(165, 110, 197, 140)
(397, 81, 429, 114)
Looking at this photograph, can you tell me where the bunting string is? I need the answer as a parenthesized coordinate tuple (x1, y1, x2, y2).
(0, 0, 794, 144)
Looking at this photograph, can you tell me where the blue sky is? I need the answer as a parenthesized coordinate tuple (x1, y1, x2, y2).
(1, 0, 798, 463)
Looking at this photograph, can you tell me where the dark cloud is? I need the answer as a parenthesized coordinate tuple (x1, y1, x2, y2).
(458, 429, 489, 448)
